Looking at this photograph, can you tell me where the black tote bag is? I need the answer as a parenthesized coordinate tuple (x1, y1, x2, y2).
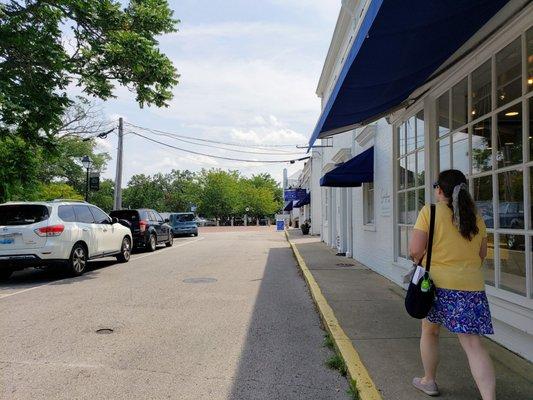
(405, 204, 436, 319)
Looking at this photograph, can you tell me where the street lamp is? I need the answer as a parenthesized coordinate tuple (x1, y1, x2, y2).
(81, 155, 92, 202)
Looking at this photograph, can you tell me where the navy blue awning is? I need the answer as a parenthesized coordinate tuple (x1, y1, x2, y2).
(309, 0, 509, 148)
(320, 147, 374, 187)
(283, 201, 294, 212)
(298, 193, 310, 207)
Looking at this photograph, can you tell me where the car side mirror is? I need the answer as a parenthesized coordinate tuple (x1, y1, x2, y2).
(164, 218, 170, 223)
(111, 217, 119, 224)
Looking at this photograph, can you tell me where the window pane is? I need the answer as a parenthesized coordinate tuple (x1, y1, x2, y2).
(398, 193, 406, 223)
(472, 60, 492, 118)
(407, 153, 416, 188)
(499, 234, 526, 296)
(399, 158, 406, 190)
(439, 138, 450, 172)
(407, 190, 417, 224)
(473, 175, 494, 229)
(452, 131, 469, 175)
(399, 124, 406, 156)
(437, 92, 450, 137)
(452, 77, 468, 129)
(399, 226, 408, 259)
(472, 118, 492, 173)
(497, 103, 523, 168)
(484, 233, 495, 287)
(496, 38, 522, 108)
(417, 189, 425, 212)
(527, 27, 533, 93)
(416, 111, 425, 148)
(406, 117, 416, 153)
(417, 150, 425, 186)
(530, 97, 533, 160)
(531, 167, 533, 229)
(498, 169, 524, 230)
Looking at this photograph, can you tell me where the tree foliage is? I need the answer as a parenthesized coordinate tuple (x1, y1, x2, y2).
(0, 0, 179, 144)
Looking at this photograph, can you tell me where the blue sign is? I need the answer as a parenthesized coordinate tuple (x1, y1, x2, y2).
(284, 189, 307, 201)
(276, 220, 285, 231)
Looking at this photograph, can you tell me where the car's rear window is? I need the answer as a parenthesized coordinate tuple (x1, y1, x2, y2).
(110, 210, 140, 222)
(173, 213, 195, 222)
(0, 205, 50, 226)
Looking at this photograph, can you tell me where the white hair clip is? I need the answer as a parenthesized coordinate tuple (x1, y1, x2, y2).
(452, 182, 468, 227)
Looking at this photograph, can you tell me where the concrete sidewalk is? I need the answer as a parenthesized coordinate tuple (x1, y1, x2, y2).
(287, 229, 533, 400)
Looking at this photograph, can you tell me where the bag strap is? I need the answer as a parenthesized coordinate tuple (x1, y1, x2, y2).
(425, 203, 436, 272)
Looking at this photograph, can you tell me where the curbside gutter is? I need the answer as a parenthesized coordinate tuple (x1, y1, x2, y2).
(285, 230, 383, 400)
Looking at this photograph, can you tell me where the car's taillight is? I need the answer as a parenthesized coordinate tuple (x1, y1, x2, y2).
(34, 224, 65, 237)
(139, 220, 147, 233)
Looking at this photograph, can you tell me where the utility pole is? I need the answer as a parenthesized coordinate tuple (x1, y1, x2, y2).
(113, 117, 124, 210)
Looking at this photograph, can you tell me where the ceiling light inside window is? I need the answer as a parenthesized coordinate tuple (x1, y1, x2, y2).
(504, 111, 519, 116)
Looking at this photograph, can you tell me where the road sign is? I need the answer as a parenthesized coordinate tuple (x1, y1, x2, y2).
(276, 219, 285, 231)
(89, 173, 100, 191)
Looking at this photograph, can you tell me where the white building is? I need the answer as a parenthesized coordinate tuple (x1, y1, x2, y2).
(300, 0, 533, 361)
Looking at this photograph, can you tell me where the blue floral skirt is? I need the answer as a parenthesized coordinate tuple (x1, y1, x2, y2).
(427, 288, 494, 335)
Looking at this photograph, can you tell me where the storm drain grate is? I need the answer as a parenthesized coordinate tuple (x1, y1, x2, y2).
(336, 263, 354, 268)
(183, 277, 217, 284)
(95, 328, 114, 335)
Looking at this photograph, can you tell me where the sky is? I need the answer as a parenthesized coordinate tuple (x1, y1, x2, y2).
(93, 0, 340, 185)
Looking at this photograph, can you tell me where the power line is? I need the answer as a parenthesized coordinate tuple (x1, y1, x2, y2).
(128, 130, 310, 164)
(130, 128, 308, 156)
(124, 122, 305, 151)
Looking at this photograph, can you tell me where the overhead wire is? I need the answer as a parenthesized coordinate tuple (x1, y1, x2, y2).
(124, 122, 306, 152)
(127, 130, 310, 164)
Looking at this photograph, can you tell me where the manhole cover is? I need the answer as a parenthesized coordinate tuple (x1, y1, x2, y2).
(95, 328, 114, 334)
(183, 277, 217, 284)
(336, 263, 353, 268)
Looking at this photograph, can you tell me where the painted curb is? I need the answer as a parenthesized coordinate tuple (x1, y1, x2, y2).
(285, 230, 383, 400)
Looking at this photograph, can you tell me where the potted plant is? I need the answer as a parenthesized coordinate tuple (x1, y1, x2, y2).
(301, 220, 311, 235)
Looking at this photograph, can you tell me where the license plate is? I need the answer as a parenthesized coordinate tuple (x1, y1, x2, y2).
(0, 235, 14, 245)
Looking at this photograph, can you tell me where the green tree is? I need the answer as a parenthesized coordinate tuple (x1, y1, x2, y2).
(197, 169, 240, 219)
(0, 0, 179, 144)
(90, 178, 115, 212)
(34, 182, 83, 201)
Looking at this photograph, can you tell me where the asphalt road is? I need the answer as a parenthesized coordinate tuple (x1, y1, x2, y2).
(0, 227, 348, 400)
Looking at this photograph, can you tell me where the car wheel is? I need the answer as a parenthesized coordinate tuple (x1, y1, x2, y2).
(165, 234, 173, 247)
(0, 269, 13, 281)
(117, 236, 132, 263)
(68, 243, 87, 276)
(148, 233, 157, 252)
(193, 233, 198, 237)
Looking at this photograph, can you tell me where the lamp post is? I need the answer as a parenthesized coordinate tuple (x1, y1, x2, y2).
(245, 207, 249, 226)
(81, 156, 92, 202)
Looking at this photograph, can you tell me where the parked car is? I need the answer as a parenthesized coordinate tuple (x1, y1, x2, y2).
(169, 212, 198, 237)
(0, 201, 132, 280)
(109, 209, 173, 251)
(194, 217, 207, 227)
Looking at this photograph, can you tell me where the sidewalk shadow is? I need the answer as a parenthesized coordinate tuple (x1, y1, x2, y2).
(226, 246, 349, 400)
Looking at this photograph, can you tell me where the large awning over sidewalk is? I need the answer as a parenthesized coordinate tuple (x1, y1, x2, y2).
(308, 0, 509, 148)
(320, 147, 373, 187)
(295, 193, 310, 208)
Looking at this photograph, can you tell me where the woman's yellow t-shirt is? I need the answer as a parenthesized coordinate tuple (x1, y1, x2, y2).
(413, 202, 487, 291)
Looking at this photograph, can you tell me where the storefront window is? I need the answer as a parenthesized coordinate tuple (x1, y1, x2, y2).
(407, 153, 416, 188)
(437, 92, 450, 137)
(417, 150, 425, 186)
(527, 26, 533, 93)
(497, 169, 524, 229)
(473, 175, 494, 228)
(452, 131, 469, 175)
(452, 77, 468, 129)
(498, 233, 526, 296)
(439, 137, 451, 172)
(472, 118, 492, 173)
(416, 111, 425, 148)
(472, 60, 492, 118)
(406, 117, 416, 153)
(484, 233, 495, 286)
(496, 38, 522, 108)
(497, 103, 523, 168)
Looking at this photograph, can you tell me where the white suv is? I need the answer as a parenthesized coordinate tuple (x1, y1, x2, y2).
(0, 201, 133, 280)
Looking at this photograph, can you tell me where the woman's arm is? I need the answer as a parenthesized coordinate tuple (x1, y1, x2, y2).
(479, 237, 488, 260)
(409, 228, 428, 263)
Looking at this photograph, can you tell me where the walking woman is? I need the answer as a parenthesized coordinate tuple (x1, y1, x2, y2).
(409, 169, 496, 399)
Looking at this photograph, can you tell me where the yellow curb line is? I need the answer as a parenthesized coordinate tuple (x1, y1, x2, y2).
(285, 230, 383, 400)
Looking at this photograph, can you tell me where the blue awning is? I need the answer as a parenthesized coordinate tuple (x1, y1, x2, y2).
(284, 201, 294, 212)
(309, 0, 509, 148)
(320, 147, 374, 187)
(298, 193, 310, 207)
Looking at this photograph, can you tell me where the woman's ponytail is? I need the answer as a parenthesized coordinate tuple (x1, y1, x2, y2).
(437, 170, 479, 240)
